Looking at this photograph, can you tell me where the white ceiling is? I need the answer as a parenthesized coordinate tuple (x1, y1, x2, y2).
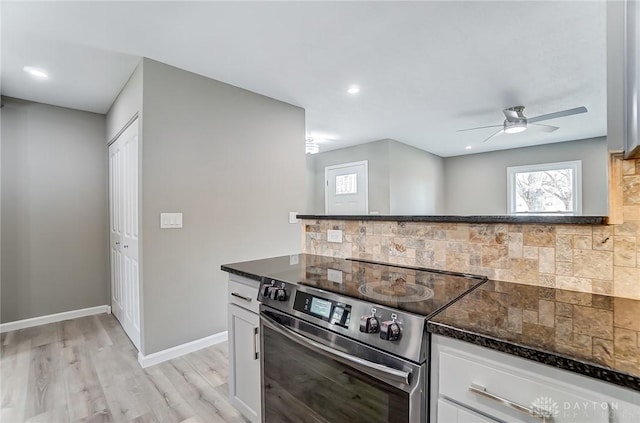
(1, 1, 607, 157)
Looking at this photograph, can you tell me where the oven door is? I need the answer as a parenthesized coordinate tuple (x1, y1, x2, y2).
(260, 307, 426, 423)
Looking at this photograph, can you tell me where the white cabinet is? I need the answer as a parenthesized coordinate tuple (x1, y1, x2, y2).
(437, 398, 497, 423)
(625, 0, 640, 158)
(431, 335, 640, 423)
(227, 275, 261, 423)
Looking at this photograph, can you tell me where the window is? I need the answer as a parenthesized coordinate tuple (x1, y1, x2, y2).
(335, 173, 358, 195)
(507, 161, 582, 215)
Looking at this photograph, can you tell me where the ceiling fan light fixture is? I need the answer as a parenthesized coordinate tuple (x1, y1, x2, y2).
(457, 104, 587, 143)
(305, 138, 319, 154)
(503, 118, 527, 134)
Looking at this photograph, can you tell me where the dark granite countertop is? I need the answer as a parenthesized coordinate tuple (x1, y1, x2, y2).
(297, 214, 608, 225)
(221, 254, 342, 284)
(222, 254, 485, 317)
(222, 255, 639, 392)
(427, 280, 640, 391)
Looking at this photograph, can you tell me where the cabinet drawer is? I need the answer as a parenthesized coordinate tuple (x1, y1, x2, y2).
(439, 351, 609, 423)
(228, 275, 260, 313)
(437, 398, 497, 423)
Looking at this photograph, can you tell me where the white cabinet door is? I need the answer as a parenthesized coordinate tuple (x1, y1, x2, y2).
(109, 118, 140, 350)
(228, 303, 261, 423)
(437, 399, 497, 423)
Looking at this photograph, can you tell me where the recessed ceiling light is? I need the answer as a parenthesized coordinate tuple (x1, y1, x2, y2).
(347, 85, 360, 94)
(465, 145, 472, 150)
(23, 66, 49, 79)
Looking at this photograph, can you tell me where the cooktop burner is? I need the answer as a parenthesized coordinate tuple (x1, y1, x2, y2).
(296, 258, 485, 317)
(358, 281, 434, 303)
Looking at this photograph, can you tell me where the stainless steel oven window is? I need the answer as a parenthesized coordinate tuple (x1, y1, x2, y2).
(260, 308, 426, 423)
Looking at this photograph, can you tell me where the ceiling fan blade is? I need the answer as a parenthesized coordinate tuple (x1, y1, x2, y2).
(482, 129, 504, 143)
(456, 124, 503, 133)
(530, 123, 560, 133)
(527, 106, 588, 123)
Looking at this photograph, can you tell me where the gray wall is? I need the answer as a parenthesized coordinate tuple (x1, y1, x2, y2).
(1, 97, 108, 323)
(305, 155, 317, 214)
(306, 139, 444, 215)
(388, 141, 444, 214)
(307, 140, 391, 214)
(443, 137, 609, 215)
(140, 59, 306, 354)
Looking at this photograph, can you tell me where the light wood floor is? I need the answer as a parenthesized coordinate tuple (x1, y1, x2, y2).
(0, 313, 249, 423)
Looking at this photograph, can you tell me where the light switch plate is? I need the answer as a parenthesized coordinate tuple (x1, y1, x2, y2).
(160, 213, 183, 229)
(327, 229, 343, 243)
(289, 212, 299, 224)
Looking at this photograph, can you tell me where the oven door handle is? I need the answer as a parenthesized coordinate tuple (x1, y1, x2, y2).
(261, 313, 412, 386)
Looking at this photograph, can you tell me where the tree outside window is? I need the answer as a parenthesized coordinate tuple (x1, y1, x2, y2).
(508, 161, 582, 215)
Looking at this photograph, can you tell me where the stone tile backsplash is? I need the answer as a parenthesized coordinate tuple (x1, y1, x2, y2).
(302, 158, 640, 300)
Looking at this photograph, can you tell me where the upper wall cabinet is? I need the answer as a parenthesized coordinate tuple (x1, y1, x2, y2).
(626, 0, 640, 158)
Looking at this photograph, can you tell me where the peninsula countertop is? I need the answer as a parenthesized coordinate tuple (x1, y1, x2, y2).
(221, 254, 640, 391)
(427, 279, 640, 391)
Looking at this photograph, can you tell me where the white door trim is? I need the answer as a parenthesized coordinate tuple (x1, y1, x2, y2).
(324, 160, 369, 214)
(107, 112, 139, 146)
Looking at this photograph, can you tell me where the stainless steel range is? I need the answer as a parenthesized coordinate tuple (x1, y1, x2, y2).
(258, 257, 486, 423)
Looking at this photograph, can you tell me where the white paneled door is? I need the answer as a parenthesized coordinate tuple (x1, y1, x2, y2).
(109, 119, 141, 350)
(325, 160, 369, 215)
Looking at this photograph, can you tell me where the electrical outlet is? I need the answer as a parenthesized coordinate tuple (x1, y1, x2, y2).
(327, 268, 343, 283)
(327, 229, 343, 243)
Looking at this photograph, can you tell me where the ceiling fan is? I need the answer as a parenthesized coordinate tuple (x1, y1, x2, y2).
(457, 105, 588, 143)
(305, 135, 337, 154)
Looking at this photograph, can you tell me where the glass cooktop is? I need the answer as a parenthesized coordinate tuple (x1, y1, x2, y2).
(268, 255, 486, 317)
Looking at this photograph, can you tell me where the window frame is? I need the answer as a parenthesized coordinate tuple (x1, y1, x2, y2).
(507, 160, 582, 215)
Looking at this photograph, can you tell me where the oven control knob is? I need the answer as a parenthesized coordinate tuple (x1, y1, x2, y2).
(380, 321, 402, 341)
(268, 287, 287, 301)
(359, 316, 380, 333)
(261, 283, 272, 297)
(276, 288, 287, 302)
(267, 286, 279, 300)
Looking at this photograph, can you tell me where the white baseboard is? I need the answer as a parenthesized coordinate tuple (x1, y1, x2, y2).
(137, 331, 228, 368)
(0, 305, 112, 333)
